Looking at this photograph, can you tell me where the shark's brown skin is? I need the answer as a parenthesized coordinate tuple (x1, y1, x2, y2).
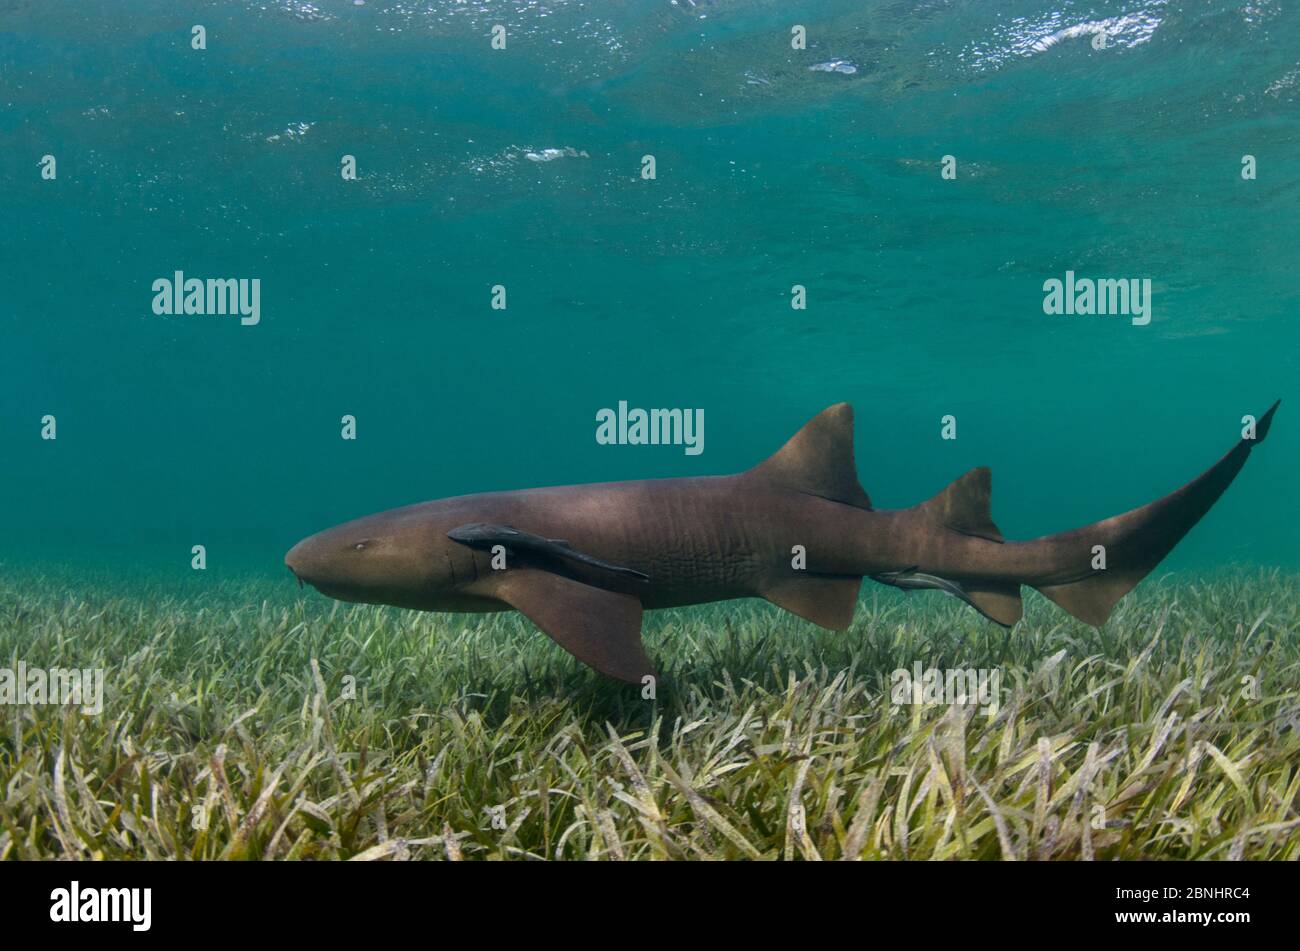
(286, 401, 1279, 682)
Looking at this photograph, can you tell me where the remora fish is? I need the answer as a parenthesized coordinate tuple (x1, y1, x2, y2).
(285, 402, 1279, 682)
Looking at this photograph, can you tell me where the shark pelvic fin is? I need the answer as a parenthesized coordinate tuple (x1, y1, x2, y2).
(747, 403, 872, 509)
(762, 574, 862, 629)
(917, 466, 1004, 542)
(494, 570, 654, 682)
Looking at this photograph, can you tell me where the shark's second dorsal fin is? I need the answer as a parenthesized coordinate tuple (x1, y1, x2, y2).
(917, 467, 1004, 542)
(747, 403, 872, 509)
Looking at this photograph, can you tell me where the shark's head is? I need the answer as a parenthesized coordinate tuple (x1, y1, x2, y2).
(285, 506, 467, 609)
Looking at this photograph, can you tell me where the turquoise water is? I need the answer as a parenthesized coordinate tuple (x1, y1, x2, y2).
(3, 0, 1297, 583)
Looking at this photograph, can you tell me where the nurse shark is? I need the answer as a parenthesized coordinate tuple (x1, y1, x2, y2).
(286, 401, 1279, 682)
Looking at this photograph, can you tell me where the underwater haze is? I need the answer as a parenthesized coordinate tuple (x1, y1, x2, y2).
(3, 0, 1298, 582)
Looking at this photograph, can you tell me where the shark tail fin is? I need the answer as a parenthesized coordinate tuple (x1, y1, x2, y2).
(1031, 400, 1279, 625)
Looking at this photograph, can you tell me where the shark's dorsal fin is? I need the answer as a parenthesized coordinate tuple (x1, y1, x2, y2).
(917, 467, 1004, 542)
(747, 403, 872, 509)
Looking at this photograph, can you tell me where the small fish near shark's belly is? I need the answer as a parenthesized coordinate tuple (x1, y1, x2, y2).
(434, 533, 758, 614)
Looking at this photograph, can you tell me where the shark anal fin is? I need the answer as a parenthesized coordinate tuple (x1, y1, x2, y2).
(919, 467, 1004, 542)
(960, 581, 1023, 626)
(448, 523, 649, 581)
(495, 570, 653, 682)
(762, 574, 862, 630)
(747, 403, 872, 510)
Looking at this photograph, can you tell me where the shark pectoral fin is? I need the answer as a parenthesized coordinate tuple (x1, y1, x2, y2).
(448, 523, 649, 581)
(494, 570, 654, 683)
(762, 574, 862, 630)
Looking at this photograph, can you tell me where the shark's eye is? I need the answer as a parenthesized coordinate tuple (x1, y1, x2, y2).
(352, 540, 372, 551)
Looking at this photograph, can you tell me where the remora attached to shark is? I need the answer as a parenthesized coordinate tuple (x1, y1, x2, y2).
(286, 402, 1280, 682)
